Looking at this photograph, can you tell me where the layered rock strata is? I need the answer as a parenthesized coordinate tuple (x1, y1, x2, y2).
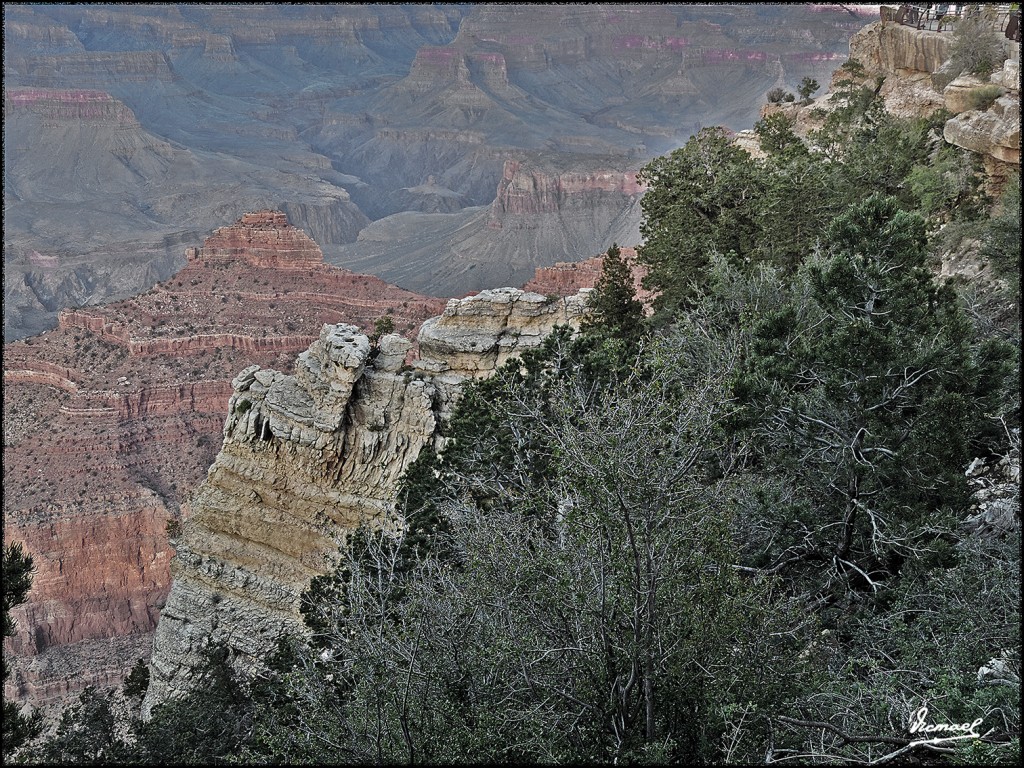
(2, 212, 444, 715)
(143, 288, 589, 717)
(756, 15, 1019, 197)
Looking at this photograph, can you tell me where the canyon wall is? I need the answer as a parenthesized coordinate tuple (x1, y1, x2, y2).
(757, 14, 1019, 198)
(143, 288, 590, 717)
(2, 212, 445, 715)
(329, 154, 646, 298)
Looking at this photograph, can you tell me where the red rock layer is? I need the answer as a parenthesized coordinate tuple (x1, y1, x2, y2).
(187, 210, 324, 269)
(3, 88, 139, 124)
(2, 211, 446, 715)
(523, 247, 655, 310)
(489, 160, 646, 222)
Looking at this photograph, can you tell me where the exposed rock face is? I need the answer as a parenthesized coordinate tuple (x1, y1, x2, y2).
(943, 96, 1021, 164)
(489, 159, 645, 221)
(525, 257, 607, 296)
(847, 20, 951, 76)
(331, 154, 646, 298)
(2, 84, 369, 341)
(2, 212, 445, 717)
(942, 61, 1021, 173)
(963, 432, 1021, 539)
(844, 16, 1020, 181)
(523, 246, 654, 309)
(142, 288, 590, 717)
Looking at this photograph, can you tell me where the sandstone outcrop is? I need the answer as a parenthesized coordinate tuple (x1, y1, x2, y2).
(3, 212, 445, 717)
(846, 20, 951, 77)
(942, 60, 1021, 176)
(142, 288, 591, 717)
(523, 246, 654, 310)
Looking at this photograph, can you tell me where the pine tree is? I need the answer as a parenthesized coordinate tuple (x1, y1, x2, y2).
(2, 542, 42, 753)
(584, 243, 645, 345)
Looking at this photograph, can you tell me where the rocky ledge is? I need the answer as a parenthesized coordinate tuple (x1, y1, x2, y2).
(2, 211, 444, 716)
(143, 288, 590, 717)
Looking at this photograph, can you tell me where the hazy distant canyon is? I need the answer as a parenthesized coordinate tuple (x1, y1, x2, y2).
(2, 2, 880, 715)
(3, 3, 873, 341)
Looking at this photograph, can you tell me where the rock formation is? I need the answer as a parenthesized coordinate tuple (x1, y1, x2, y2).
(942, 60, 1021, 190)
(143, 289, 590, 716)
(330, 153, 646, 298)
(755, 12, 1019, 197)
(4, 3, 871, 340)
(2, 212, 444, 715)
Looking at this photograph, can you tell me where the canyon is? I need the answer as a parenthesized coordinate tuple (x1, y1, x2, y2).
(4, 3, 874, 340)
(2, 211, 446, 711)
(9, 2, 1017, 725)
(138, 11, 1021, 717)
(2, 204, 616, 717)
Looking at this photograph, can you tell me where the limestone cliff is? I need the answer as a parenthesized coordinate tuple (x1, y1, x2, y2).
(2, 211, 445, 715)
(755, 14, 1020, 196)
(142, 289, 589, 716)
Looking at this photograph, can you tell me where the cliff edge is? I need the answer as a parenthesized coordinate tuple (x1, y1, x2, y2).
(142, 289, 589, 716)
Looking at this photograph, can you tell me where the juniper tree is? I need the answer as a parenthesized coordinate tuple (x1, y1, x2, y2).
(2, 542, 42, 754)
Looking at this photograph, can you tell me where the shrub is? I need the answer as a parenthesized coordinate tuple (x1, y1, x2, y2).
(767, 86, 789, 103)
(966, 84, 1005, 111)
(949, 13, 1005, 77)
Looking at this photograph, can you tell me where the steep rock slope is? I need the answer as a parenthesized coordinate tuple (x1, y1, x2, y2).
(328, 154, 645, 296)
(4, 4, 873, 339)
(143, 288, 590, 715)
(2, 212, 445, 713)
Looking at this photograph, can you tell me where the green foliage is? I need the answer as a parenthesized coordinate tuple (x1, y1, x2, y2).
(2, 543, 34, 639)
(723, 195, 1015, 602)
(966, 84, 1006, 111)
(122, 659, 150, 699)
(753, 112, 806, 159)
(3, 542, 42, 754)
(949, 12, 1006, 77)
(132, 643, 255, 764)
(22, 642, 258, 765)
(29, 687, 127, 765)
(766, 86, 793, 103)
(981, 175, 1022, 306)
(287, 328, 815, 764)
(370, 314, 395, 345)
(797, 76, 819, 103)
(582, 243, 645, 351)
(637, 127, 763, 320)
(23, 73, 1016, 765)
(907, 141, 985, 220)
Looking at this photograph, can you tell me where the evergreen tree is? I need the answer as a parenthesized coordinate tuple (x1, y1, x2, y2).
(727, 193, 1015, 600)
(797, 76, 819, 103)
(2, 542, 42, 753)
(636, 127, 763, 321)
(583, 243, 645, 347)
